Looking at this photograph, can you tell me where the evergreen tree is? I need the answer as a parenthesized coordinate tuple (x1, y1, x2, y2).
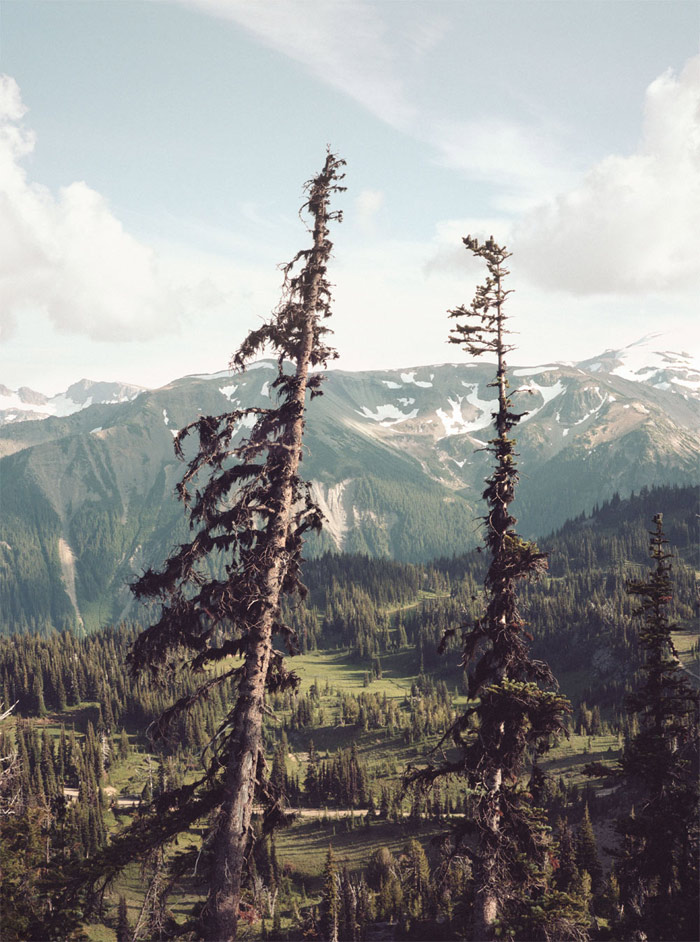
(321, 844, 340, 942)
(339, 866, 358, 942)
(116, 895, 131, 942)
(402, 838, 430, 919)
(65, 152, 346, 941)
(575, 804, 602, 893)
(615, 514, 699, 941)
(412, 236, 576, 941)
(554, 818, 580, 894)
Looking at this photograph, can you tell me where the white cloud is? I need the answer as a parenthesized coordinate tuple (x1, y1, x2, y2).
(514, 56, 700, 295)
(423, 217, 515, 276)
(432, 116, 575, 206)
(0, 74, 220, 342)
(354, 189, 384, 231)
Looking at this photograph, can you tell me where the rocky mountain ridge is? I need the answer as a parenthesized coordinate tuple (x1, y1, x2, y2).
(1, 332, 698, 634)
(0, 379, 144, 425)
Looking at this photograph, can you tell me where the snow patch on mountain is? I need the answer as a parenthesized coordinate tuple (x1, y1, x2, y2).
(518, 381, 565, 423)
(356, 404, 419, 425)
(219, 384, 239, 401)
(0, 380, 143, 425)
(57, 537, 84, 630)
(513, 366, 556, 377)
(433, 383, 499, 437)
(401, 371, 433, 388)
(237, 413, 258, 431)
(577, 333, 700, 399)
(382, 380, 401, 389)
(437, 385, 501, 437)
(190, 361, 275, 382)
(191, 370, 233, 380)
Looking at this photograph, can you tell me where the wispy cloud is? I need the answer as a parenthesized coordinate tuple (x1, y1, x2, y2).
(354, 189, 384, 232)
(432, 116, 576, 209)
(182, 0, 569, 208)
(183, 0, 417, 130)
(0, 75, 228, 343)
(515, 55, 700, 294)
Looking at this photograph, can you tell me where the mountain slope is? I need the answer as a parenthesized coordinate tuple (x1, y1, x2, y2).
(1, 338, 698, 634)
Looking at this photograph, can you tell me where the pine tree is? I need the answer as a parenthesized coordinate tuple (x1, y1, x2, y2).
(65, 152, 345, 940)
(411, 236, 577, 941)
(339, 865, 358, 942)
(321, 844, 340, 942)
(116, 895, 131, 942)
(575, 804, 602, 893)
(615, 514, 699, 941)
(555, 818, 580, 894)
(402, 838, 430, 919)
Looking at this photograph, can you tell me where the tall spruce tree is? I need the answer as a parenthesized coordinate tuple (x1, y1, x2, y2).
(67, 151, 345, 941)
(412, 236, 581, 941)
(615, 514, 699, 941)
(321, 844, 340, 942)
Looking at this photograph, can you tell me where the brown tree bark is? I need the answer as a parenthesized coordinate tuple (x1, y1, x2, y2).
(203, 167, 333, 942)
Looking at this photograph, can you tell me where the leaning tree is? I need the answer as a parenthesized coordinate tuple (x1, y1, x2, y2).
(68, 151, 346, 941)
(411, 236, 585, 941)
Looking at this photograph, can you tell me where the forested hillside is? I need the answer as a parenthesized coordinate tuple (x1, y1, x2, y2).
(2, 483, 696, 728)
(1, 483, 697, 940)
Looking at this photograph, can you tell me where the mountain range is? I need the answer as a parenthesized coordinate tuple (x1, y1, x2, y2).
(1, 332, 698, 635)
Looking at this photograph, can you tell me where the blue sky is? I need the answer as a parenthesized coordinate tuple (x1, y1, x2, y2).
(1, 0, 699, 393)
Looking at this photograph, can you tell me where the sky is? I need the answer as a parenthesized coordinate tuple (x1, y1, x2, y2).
(0, 0, 699, 394)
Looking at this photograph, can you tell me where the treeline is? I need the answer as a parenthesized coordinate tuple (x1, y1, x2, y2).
(1, 484, 696, 729)
(0, 625, 238, 762)
(0, 717, 110, 939)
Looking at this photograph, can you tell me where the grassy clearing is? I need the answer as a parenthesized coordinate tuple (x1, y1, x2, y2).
(381, 589, 451, 617)
(290, 648, 420, 698)
(543, 732, 620, 788)
(275, 817, 441, 890)
(17, 631, 630, 937)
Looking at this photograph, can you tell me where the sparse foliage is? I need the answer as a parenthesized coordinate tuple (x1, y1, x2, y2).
(410, 236, 579, 941)
(62, 151, 345, 940)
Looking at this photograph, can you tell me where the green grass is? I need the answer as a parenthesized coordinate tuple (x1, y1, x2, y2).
(275, 816, 439, 889)
(34, 701, 103, 739)
(11, 629, 635, 938)
(543, 732, 620, 788)
(381, 589, 451, 616)
(290, 648, 420, 698)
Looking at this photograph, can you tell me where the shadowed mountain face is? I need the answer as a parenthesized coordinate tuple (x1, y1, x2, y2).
(1, 337, 698, 634)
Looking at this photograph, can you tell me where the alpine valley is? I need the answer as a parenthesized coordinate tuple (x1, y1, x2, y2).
(1, 333, 698, 636)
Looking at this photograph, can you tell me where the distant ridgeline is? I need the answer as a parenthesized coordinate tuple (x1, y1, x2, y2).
(0, 484, 696, 724)
(1, 344, 699, 636)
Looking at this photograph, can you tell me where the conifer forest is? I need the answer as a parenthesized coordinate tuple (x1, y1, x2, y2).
(1, 154, 698, 942)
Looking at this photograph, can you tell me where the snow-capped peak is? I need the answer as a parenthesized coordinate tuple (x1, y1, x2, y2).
(575, 333, 700, 399)
(0, 379, 144, 425)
